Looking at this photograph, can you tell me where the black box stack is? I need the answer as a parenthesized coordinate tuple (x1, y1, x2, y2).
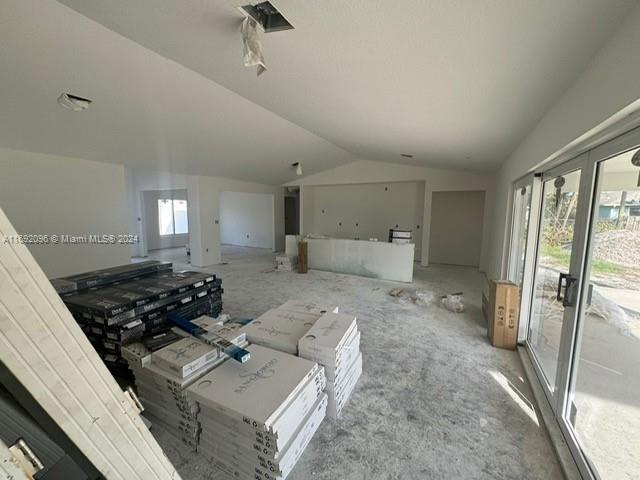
(51, 261, 224, 374)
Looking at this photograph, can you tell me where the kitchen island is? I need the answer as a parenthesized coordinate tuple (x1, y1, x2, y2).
(306, 237, 415, 282)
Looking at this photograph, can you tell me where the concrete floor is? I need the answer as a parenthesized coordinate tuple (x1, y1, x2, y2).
(143, 246, 563, 480)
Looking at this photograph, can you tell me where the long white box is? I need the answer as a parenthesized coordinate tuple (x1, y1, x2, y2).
(327, 353, 362, 420)
(277, 300, 339, 317)
(199, 393, 327, 480)
(187, 345, 320, 436)
(152, 337, 219, 378)
(244, 309, 320, 354)
(324, 331, 361, 382)
(198, 365, 325, 452)
(298, 312, 358, 365)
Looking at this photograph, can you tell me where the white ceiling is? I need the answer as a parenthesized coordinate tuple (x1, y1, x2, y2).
(0, 1, 636, 184)
(0, 0, 354, 185)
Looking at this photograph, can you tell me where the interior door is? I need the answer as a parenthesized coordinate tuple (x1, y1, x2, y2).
(527, 161, 586, 403)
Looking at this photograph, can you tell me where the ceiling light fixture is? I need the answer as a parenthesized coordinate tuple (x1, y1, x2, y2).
(292, 162, 302, 176)
(57, 93, 92, 111)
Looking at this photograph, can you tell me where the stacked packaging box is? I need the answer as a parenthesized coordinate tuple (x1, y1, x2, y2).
(275, 254, 298, 272)
(50, 260, 172, 294)
(243, 301, 339, 355)
(298, 312, 362, 420)
(186, 344, 327, 480)
(54, 262, 223, 372)
(122, 318, 248, 450)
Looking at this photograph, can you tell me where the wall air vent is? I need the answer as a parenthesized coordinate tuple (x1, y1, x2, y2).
(238, 2, 294, 33)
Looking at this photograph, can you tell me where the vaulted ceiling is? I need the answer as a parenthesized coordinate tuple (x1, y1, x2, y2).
(0, 0, 636, 184)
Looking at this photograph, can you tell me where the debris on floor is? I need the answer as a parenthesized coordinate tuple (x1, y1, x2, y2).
(388, 288, 404, 297)
(412, 290, 436, 305)
(441, 292, 465, 313)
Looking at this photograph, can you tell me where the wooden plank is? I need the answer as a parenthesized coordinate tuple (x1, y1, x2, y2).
(0, 208, 181, 480)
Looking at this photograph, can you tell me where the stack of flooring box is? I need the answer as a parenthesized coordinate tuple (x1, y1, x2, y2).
(54, 262, 223, 373)
(298, 312, 362, 420)
(122, 316, 248, 450)
(275, 254, 298, 272)
(245, 301, 360, 419)
(243, 300, 339, 355)
(187, 344, 327, 480)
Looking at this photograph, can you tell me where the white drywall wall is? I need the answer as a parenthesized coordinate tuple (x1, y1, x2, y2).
(0, 148, 130, 278)
(127, 168, 284, 265)
(220, 191, 274, 249)
(287, 160, 494, 271)
(429, 191, 485, 267)
(487, 5, 640, 280)
(126, 168, 189, 256)
(142, 189, 189, 251)
(308, 181, 425, 257)
(187, 175, 285, 267)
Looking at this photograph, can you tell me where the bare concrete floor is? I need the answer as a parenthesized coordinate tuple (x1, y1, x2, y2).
(144, 246, 563, 480)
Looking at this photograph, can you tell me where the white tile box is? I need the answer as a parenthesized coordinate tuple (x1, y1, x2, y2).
(244, 309, 320, 355)
(187, 344, 320, 435)
(277, 300, 339, 317)
(152, 337, 220, 378)
(327, 353, 362, 420)
(298, 312, 358, 363)
(323, 331, 361, 381)
(199, 394, 327, 480)
(196, 361, 325, 452)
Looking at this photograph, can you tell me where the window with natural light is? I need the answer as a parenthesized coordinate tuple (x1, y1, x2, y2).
(158, 199, 189, 236)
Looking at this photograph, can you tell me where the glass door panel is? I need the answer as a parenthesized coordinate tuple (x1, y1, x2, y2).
(566, 148, 640, 479)
(529, 169, 582, 390)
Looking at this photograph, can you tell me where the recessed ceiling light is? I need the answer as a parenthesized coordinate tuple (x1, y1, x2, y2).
(401, 153, 413, 158)
(57, 93, 92, 111)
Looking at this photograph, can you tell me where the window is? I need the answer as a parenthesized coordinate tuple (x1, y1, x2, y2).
(158, 199, 189, 236)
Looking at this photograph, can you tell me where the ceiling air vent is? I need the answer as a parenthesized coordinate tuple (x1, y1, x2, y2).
(238, 2, 294, 33)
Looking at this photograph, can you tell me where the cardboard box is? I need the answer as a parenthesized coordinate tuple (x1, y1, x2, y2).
(486, 280, 520, 350)
(152, 337, 219, 378)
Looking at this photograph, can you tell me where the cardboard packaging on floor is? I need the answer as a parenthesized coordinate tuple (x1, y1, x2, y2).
(276, 254, 298, 272)
(486, 280, 520, 350)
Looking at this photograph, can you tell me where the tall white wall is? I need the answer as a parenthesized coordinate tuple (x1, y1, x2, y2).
(488, 5, 640, 279)
(0, 148, 130, 278)
(127, 168, 284, 264)
(286, 160, 494, 271)
(220, 191, 274, 249)
(307, 181, 425, 257)
(187, 175, 285, 267)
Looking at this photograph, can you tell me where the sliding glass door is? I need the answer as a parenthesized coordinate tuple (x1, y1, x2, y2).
(514, 126, 640, 480)
(528, 162, 585, 403)
(563, 147, 640, 480)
